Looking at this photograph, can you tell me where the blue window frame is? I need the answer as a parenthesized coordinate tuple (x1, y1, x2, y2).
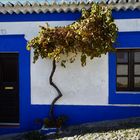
(109, 32, 140, 104)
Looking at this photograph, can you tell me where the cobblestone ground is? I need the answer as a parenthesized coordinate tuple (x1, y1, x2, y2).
(55, 117, 140, 140)
(57, 128, 140, 140)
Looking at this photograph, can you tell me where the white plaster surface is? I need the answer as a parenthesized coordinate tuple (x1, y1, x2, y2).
(0, 19, 140, 105)
(115, 19, 140, 32)
(0, 19, 140, 40)
(31, 51, 109, 105)
(0, 21, 74, 40)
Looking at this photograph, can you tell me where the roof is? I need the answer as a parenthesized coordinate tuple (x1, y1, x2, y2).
(0, 0, 140, 14)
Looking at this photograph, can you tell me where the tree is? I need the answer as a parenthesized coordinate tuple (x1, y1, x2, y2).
(27, 3, 118, 126)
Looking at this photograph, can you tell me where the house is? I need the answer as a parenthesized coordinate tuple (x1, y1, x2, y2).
(0, 0, 140, 135)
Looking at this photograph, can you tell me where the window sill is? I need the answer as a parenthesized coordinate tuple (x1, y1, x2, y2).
(116, 91, 140, 94)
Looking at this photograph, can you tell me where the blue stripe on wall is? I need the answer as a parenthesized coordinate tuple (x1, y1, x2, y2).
(116, 32, 140, 48)
(0, 9, 140, 22)
(0, 12, 81, 22)
(0, 105, 140, 135)
(112, 9, 140, 19)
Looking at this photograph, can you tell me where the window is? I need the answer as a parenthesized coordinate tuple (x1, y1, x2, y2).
(116, 50, 140, 91)
(109, 32, 140, 104)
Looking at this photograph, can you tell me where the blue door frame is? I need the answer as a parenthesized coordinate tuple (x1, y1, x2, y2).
(0, 35, 31, 134)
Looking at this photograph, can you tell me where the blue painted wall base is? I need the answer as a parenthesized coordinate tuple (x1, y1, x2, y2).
(0, 105, 140, 135)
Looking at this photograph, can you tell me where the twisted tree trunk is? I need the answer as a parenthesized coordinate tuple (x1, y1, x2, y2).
(49, 59, 63, 120)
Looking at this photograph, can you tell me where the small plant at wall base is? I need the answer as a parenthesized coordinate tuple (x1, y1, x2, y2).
(27, 3, 118, 128)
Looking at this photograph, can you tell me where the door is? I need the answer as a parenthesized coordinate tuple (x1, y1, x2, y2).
(0, 53, 19, 124)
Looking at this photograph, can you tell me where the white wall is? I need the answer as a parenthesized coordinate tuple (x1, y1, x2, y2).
(1, 19, 140, 39)
(0, 21, 74, 40)
(1, 19, 140, 105)
(31, 52, 108, 105)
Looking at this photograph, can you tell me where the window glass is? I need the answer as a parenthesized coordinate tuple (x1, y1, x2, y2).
(134, 52, 140, 62)
(134, 64, 140, 75)
(117, 65, 128, 75)
(116, 50, 140, 91)
(117, 52, 128, 63)
(117, 77, 128, 88)
(134, 77, 140, 87)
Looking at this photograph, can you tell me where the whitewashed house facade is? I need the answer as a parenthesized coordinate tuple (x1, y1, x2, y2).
(0, 0, 140, 135)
